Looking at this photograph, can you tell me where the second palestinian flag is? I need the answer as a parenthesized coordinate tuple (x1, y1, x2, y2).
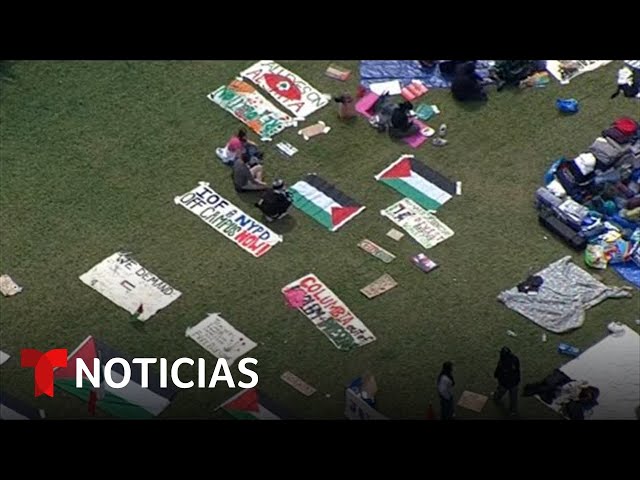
(375, 155, 459, 211)
(289, 174, 365, 231)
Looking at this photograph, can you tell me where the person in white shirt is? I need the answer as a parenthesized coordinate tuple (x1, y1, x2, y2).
(437, 361, 455, 420)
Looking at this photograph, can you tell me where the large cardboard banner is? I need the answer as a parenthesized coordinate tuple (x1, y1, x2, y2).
(174, 182, 282, 258)
(282, 274, 376, 351)
(185, 313, 257, 365)
(381, 198, 454, 249)
(344, 389, 388, 420)
(240, 60, 330, 120)
(207, 79, 296, 141)
(79, 252, 182, 321)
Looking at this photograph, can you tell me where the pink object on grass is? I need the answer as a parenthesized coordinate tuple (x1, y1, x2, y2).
(355, 91, 378, 119)
(283, 288, 306, 309)
(404, 118, 429, 148)
(356, 91, 430, 148)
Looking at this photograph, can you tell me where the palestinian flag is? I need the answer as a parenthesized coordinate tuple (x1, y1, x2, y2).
(0, 390, 45, 420)
(54, 336, 178, 419)
(289, 174, 365, 231)
(219, 388, 293, 420)
(375, 155, 459, 211)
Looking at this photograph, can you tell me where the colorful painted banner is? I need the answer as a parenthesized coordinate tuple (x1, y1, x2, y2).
(381, 198, 454, 249)
(174, 182, 282, 258)
(207, 79, 296, 141)
(282, 274, 376, 351)
(240, 60, 330, 120)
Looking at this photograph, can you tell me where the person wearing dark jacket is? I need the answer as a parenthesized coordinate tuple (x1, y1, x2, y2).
(255, 179, 292, 221)
(451, 62, 487, 102)
(493, 347, 521, 415)
(492, 60, 538, 91)
(388, 101, 419, 139)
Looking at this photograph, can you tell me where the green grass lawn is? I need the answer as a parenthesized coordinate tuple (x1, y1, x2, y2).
(1, 60, 638, 420)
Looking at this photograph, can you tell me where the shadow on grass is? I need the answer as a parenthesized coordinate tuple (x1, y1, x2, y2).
(267, 214, 297, 234)
(129, 317, 148, 333)
(0, 61, 17, 84)
(234, 191, 298, 234)
(457, 99, 489, 113)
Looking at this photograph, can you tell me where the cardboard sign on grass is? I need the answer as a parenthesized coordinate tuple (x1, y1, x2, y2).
(386, 229, 404, 241)
(281, 371, 316, 396)
(360, 274, 398, 299)
(358, 239, 395, 263)
(457, 391, 488, 413)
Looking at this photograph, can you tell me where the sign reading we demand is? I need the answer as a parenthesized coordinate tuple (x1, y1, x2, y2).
(175, 182, 283, 258)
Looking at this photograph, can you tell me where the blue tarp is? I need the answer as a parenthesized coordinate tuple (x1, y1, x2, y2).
(360, 60, 495, 89)
(611, 261, 640, 289)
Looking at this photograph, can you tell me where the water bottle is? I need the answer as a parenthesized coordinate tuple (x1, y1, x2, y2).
(507, 330, 517, 337)
(542, 333, 547, 343)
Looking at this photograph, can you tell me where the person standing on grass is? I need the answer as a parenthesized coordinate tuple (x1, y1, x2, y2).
(493, 347, 521, 416)
(333, 93, 357, 120)
(437, 361, 455, 420)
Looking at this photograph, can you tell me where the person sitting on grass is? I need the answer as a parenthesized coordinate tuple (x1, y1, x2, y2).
(491, 60, 538, 92)
(233, 151, 267, 192)
(388, 101, 419, 139)
(451, 62, 487, 102)
(216, 128, 251, 166)
(255, 179, 292, 221)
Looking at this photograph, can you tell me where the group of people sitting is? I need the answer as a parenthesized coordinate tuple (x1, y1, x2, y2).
(216, 128, 293, 222)
(442, 60, 542, 103)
